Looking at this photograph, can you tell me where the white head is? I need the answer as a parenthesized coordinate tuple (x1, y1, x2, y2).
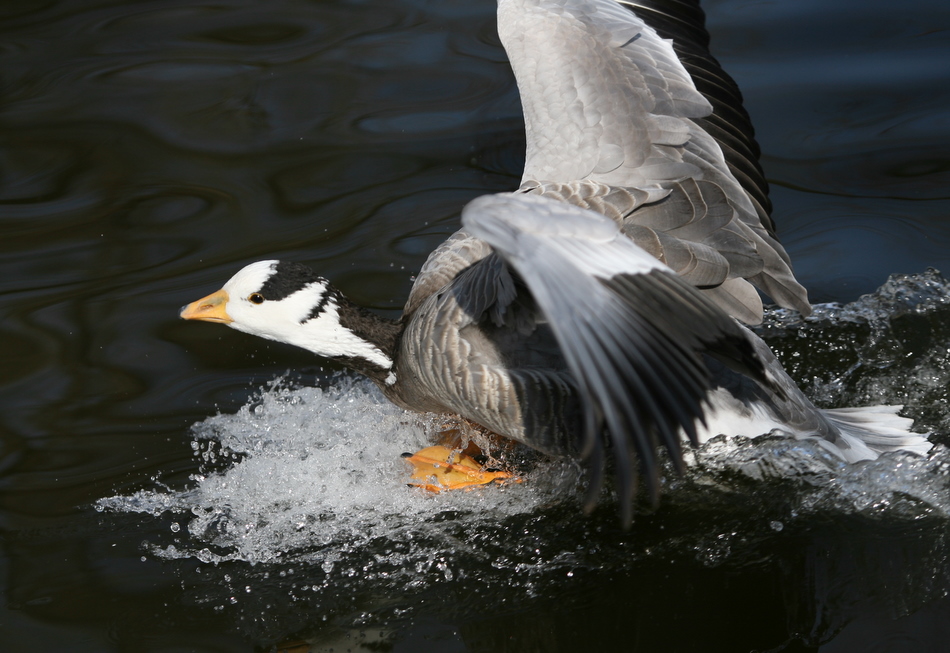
(181, 260, 395, 381)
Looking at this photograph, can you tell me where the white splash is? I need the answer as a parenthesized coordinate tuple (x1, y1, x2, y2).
(97, 376, 584, 565)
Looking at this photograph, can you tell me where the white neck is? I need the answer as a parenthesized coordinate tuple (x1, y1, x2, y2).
(291, 300, 394, 374)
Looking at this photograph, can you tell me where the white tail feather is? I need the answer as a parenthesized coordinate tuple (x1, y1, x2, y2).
(822, 405, 932, 462)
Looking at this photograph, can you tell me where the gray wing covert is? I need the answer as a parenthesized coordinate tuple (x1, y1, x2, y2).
(404, 230, 494, 317)
(499, 0, 810, 321)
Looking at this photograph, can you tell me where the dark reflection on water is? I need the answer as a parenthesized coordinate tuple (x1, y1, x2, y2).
(2, 0, 950, 650)
(709, 0, 950, 303)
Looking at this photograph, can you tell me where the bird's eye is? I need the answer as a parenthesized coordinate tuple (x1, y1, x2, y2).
(248, 293, 265, 304)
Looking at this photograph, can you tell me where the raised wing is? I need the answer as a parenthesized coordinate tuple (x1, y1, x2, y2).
(463, 192, 774, 522)
(497, 0, 810, 321)
(625, 0, 774, 231)
(500, 0, 708, 188)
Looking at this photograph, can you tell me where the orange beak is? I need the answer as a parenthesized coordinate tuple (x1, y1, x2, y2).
(180, 289, 233, 324)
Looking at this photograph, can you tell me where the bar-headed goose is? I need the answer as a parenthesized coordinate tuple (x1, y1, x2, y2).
(181, 0, 931, 522)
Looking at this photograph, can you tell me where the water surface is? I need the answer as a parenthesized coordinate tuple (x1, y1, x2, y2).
(2, 0, 950, 651)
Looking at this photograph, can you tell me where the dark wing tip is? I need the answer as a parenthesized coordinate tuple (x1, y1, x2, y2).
(585, 269, 768, 524)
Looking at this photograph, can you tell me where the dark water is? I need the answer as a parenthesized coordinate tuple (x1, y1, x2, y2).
(2, 0, 950, 651)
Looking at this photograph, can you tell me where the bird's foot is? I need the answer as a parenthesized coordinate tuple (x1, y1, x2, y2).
(402, 445, 516, 491)
(402, 422, 520, 491)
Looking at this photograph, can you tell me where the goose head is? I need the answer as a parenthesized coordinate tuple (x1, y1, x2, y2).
(180, 260, 399, 385)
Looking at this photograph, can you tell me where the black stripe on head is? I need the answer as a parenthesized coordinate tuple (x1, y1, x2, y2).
(303, 286, 342, 323)
(258, 261, 324, 301)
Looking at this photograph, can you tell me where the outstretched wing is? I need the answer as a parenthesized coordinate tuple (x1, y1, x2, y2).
(463, 192, 772, 523)
(497, 0, 810, 321)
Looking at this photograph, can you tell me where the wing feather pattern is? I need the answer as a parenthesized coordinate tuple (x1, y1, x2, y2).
(463, 192, 771, 521)
(499, 0, 811, 321)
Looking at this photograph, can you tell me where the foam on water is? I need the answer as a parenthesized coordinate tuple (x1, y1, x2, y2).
(758, 268, 950, 433)
(98, 271, 950, 575)
(97, 376, 586, 565)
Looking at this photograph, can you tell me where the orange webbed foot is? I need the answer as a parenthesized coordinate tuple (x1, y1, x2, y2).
(402, 445, 518, 492)
(403, 421, 522, 492)
(403, 404, 521, 492)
